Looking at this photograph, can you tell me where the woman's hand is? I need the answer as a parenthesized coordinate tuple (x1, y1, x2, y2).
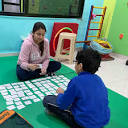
(40, 68, 46, 75)
(56, 87, 64, 94)
(28, 64, 39, 71)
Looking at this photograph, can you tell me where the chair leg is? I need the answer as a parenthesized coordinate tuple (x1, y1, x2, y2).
(55, 32, 76, 64)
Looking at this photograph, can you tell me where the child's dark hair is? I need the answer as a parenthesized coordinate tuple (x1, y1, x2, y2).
(76, 48, 101, 74)
(32, 22, 46, 56)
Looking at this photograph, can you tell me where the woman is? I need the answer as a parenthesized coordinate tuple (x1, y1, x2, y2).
(16, 22, 61, 81)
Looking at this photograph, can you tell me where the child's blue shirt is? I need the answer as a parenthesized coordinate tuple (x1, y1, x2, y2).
(56, 71, 110, 128)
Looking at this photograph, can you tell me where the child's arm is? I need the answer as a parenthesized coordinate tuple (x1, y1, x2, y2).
(56, 79, 77, 110)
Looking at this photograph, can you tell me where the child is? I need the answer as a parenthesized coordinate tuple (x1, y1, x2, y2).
(16, 22, 61, 81)
(43, 48, 110, 128)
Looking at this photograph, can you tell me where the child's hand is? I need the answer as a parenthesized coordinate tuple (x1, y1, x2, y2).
(56, 87, 64, 94)
(28, 64, 39, 71)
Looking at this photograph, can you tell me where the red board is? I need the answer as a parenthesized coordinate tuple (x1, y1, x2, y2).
(50, 22, 79, 57)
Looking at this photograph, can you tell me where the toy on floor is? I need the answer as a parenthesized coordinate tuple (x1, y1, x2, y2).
(90, 38, 114, 61)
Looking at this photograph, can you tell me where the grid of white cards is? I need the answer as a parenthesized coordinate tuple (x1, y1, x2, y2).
(0, 75, 70, 111)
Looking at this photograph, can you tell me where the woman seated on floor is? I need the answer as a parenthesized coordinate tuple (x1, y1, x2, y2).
(16, 22, 61, 81)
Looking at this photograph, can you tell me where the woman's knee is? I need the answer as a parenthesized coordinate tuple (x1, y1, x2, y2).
(16, 65, 28, 81)
(16, 70, 30, 81)
(57, 61, 61, 70)
(52, 61, 61, 71)
(17, 73, 29, 81)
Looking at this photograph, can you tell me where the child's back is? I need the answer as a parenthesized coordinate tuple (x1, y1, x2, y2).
(63, 72, 110, 128)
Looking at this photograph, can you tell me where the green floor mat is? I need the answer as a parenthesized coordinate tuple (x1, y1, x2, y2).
(0, 56, 19, 84)
(0, 56, 128, 128)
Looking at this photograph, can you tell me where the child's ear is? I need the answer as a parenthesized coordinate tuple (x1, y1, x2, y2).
(79, 63, 83, 71)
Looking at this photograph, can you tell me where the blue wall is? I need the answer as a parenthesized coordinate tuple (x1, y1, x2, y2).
(0, 0, 104, 54)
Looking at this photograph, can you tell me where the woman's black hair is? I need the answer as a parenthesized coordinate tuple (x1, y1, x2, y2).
(126, 60, 128, 65)
(76, 48, 101, 74)
(32, 22, 46, 56)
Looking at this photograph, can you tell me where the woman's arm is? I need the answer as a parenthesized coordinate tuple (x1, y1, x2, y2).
(18, 40, 39, 71)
